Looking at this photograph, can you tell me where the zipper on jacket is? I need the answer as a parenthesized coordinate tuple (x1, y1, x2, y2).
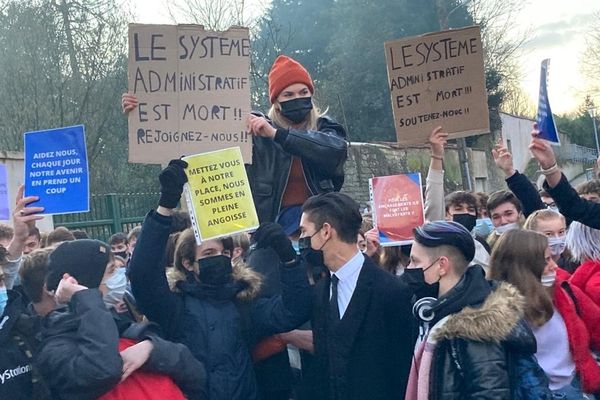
(276, 159, 294, 217)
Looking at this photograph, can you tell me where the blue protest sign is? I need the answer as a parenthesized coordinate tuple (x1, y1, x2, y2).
(536, 59, 560, 145)
(24, 125, 89, 215)
(0, 164, 8, 220)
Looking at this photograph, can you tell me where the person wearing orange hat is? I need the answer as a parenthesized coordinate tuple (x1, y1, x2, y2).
(122, 54, 347, 229)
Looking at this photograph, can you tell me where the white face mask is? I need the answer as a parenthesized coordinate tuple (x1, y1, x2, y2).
(548, 236, 567, 257)
(541, 271, 556, 287)
(103, 268, 127, 308)
(495, 222, 519, 235)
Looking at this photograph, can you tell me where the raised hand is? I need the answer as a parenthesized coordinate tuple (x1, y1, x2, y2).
(492, 139, 515, 177)
(122, 93, 138, 114)
(428, 126, 448, 159)
(247, 115, 276, 139)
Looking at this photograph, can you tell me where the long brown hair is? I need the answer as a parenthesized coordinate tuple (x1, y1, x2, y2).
(489, 229, 554, 327)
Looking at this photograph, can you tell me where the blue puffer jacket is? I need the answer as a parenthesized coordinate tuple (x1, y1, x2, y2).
(129, 210, 312, 400)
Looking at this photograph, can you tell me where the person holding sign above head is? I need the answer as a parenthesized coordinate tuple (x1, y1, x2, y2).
(122, 54, 347, 230)
(128, 160, 312, 400)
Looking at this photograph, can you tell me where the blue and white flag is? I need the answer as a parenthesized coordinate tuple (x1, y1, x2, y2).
(24, 125, 89, 215)
(536, 59, 560, 145)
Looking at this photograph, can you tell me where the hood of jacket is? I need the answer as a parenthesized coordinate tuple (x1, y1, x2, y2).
(167, 260, 262, 302)
(432, 281, 533, 353)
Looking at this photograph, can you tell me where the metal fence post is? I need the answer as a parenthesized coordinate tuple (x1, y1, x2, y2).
(107, 194, 122, 235)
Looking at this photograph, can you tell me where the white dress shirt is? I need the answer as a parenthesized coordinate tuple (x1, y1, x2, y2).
(330, 251, 364, 318)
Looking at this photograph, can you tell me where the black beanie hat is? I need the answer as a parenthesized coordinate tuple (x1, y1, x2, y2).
(413, 221, 475, 263)
(46, 239, 110, 291)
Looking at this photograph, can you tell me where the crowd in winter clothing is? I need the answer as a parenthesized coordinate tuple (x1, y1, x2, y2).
(3, 54, 600, 400)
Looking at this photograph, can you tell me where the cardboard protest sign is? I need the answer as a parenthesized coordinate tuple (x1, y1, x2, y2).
(183, 147, 259, 243)
(384, 26, 489, 146)
(536, 59, 560, 145)
(24, 125, 89, 215)
(369, 173, 424, 246)
(0, 164, 8, 220)
(128, 24, 252, 165)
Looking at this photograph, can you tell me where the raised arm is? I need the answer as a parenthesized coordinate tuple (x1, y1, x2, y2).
(129, 160, 188, 331)
(493, 139, 545, 217)
(529, 128, 600, 229)
(424, 126, 447, 222)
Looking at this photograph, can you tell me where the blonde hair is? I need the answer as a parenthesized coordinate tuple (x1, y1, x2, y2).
(523, 209, 565, 231)
(267, 97, 325, 131)
(566, 221, 600, 262)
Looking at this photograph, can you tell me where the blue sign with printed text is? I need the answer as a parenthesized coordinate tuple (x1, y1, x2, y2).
(536, 59, 560, 145)
(0, 164, 8, 220)
(24, 125, 89, 215)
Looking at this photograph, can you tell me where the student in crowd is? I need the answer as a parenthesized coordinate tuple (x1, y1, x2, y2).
(524, 209, 578, 273)
(70, 229, 89, 239)
(539, 190, 557, 210)
(420, 127, 491, 269)
(45, 227, 75, 247)
(128, 160, 312, 400)
(300, 192, 414, 400)
(490, 229, 600, 398)
(405, 221, 548, 400)
(576, 179, 600, 203)
(565, 221, 600, 306)
(123, 55, 348, 227)
(22, 226, 41, 255)
(492, 138, 546, 217)
(530, 125, 600, 229)
(109, 232, 129, 260)
(474, 192, 494, 238)
(126, 226, 141, 257)
(30, 239, 206, 400)
(0, 252, 49, 400)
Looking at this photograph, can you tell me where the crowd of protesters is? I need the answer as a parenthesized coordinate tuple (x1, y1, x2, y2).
(2, 54, 600, 400)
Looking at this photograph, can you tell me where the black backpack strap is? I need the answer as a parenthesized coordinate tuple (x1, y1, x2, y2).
(474, 235, 492, 254)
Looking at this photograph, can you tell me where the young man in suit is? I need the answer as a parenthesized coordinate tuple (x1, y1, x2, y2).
(298, 192, 414, 400)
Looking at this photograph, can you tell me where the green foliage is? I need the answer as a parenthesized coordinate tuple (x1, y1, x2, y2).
(0, 0, 158, 193)
(252, 0, 476, 142)
(555, 107, 597, 149)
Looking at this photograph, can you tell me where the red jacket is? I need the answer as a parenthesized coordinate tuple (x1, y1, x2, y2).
(554, 270, 600, 393)
(570, 260, 600, 306)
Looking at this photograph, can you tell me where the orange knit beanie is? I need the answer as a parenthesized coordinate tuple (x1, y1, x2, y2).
(268, 55, 314, 104)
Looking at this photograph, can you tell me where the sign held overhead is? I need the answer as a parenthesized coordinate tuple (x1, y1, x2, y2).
(385, 26, 489, 146)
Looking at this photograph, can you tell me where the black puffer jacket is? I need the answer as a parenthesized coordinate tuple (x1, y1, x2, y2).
(427, 272, 546, 399)
(247, 113, 347, 223)
(36, 288, 206, 400)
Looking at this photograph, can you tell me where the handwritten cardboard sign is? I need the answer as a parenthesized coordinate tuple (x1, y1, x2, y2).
(183, 147, 259, 243)
(369, 173, 424, 246)
(384, 26, 489, 146)
(24, 125, 90, 215)
(128, 24, 252, 165)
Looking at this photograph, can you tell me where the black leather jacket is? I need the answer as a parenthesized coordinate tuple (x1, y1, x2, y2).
(246, 113, 348, 223)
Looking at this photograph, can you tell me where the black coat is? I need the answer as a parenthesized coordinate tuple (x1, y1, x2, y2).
(545, 173, 600, 229)
(36, 288, 206, 400)
(425, 271, 546, 399)
(0, 291, 38, 400)
(505, 170, 546, 218)
(311, 256, 414, 400)
(247, 113, 347, 223)
(129, 210, 312, 400)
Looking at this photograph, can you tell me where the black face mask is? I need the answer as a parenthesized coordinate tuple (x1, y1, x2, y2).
(114, 250, 128, 260)
(299, 229, 328, 266)
(452, 213, 477, 233)
(280, 97, 313, 124)
(198, 255, 233, 286)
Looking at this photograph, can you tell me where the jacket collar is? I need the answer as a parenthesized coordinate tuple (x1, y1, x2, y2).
(431, 281, 527, 346)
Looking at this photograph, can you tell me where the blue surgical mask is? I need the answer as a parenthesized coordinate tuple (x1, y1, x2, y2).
(0, 287, 8, 316)
(103, 268, 127, 309)
(291, 240, 300, 255)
